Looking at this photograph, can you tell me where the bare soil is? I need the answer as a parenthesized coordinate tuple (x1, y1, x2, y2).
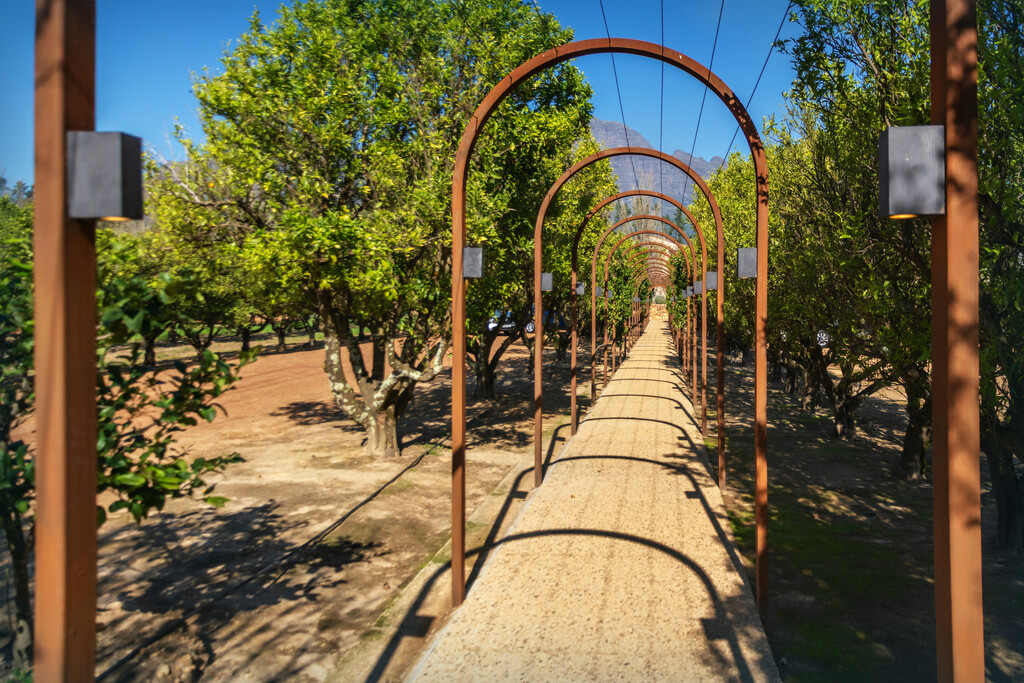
(4, 328, 1021, 681)
(0, 331, 589, 681)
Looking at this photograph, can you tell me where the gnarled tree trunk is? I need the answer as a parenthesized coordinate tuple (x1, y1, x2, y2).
(894, 368, 931, 480)
(0, 506, 32, 670)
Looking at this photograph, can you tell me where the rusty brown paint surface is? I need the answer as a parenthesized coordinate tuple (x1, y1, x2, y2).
(33, 0, 99, 677)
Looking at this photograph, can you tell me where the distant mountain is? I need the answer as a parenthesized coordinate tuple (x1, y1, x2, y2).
(588, 117, 725, 206)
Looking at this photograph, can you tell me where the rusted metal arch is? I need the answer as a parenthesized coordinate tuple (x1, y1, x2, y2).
(598, 227, 684, 383)
(592, 217, 704, 427)
(532, 149, 714, 469)
(568, 189, 705, 379)
(451, 38, 770, 609)
(565, 184, 711, 439)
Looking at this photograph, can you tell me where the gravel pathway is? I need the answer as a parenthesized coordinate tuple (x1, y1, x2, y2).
(410, 321, 779, 682)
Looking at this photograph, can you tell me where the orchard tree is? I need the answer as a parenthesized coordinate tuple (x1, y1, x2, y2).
(977, 0, 1024, 549)
(152, 0, 602, 456)
(0, 206, 250, 668)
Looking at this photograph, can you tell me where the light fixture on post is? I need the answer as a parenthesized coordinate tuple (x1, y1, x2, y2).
(706, 271, 718, 291)
(738, 247, 757, 278)
(541, 272, 553, 292)
(695, 281, 703, 295)
(878, 125, 945, 219)
(575, 282, 585, 296)
(596, 286, 604, 297)
(463, 247, 484, 278)
(67, 131, 143, 221)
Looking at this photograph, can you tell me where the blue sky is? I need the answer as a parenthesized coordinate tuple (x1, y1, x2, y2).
(0, 0, 799, 186)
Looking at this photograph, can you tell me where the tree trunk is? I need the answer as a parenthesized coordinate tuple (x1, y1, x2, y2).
(273, 324, 288, 352)
(800, 369, 819, 411)
(982, 435, 1024, 550)
(365, 404, 401, 458)
(144, 332, 158, 366)
(239, 326, 252, 353)
(473, 352, 496, 399)
(0, 506, 32, 670)
(784, 364, 798, 394)
(833, 399, 857, 438)
(894, 394, 931, 480)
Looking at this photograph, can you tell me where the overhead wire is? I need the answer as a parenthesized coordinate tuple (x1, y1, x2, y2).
(680, 0, 725, 204)
(658, 0, 665, 212)
(598, 0, 640, 192)
(714, 1, 792, 175)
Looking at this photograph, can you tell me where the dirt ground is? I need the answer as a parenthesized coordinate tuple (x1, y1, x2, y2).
(0, 331, 588, 681)
(716, 359, 1024, 682)
(3, 327, 1022, 681)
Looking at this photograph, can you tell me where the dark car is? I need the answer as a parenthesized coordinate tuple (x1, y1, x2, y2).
(487, 311, 517, 334)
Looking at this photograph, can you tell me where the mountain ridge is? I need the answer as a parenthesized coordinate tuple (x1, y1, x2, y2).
(588, 117, 725, 206)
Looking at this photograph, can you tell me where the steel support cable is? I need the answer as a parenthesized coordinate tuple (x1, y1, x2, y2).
(598, 0, 640, 190)
(658, 0, 665, 205)
(680, 0, 725, 203)
(715, 1, 792, 174)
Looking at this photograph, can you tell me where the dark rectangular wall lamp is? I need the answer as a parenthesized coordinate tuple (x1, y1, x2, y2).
(67, 131, 143, 220)
(706, 271, 718, 291)
(738, 247, 757, 278)
(878, 125, 945, 219)
(541, 273, 553, 292)
(463, 247, 484, 278)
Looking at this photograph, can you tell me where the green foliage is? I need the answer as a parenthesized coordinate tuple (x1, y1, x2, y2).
(0, 198, 35, 524)
(95, 245, 255, 523)
(149, 0, 605, 450)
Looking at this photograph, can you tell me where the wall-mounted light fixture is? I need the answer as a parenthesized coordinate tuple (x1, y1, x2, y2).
(738, 247, 757, 279)
(878, 125, 945, 219)
(67, 131, 143, 221)
(463, 247, 484, 278)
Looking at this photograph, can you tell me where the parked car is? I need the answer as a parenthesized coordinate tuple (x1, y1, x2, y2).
(487, 311, 517, 334)
(526, 310, 567, 334)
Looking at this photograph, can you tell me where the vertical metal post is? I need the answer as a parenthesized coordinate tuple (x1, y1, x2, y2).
(450, 163, 469, 609)
(533, 255, 543, 487)
(571, 272, 578, 434)
(33, 0, 98, 677)
(931, 0, 983, 678)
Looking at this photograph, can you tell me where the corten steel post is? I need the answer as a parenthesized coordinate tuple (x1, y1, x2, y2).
(34, 0, 99, 677)
(451, 37, 769, 608)
(931, 0, 983, 678)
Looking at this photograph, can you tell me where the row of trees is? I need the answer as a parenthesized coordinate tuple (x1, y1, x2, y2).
(670, 0, 1023, 550)
(149, 0, 623, 456)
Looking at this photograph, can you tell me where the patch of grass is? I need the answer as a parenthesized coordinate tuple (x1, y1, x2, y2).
(379, 479, 416, 496)
(783, 619, 893, 682)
